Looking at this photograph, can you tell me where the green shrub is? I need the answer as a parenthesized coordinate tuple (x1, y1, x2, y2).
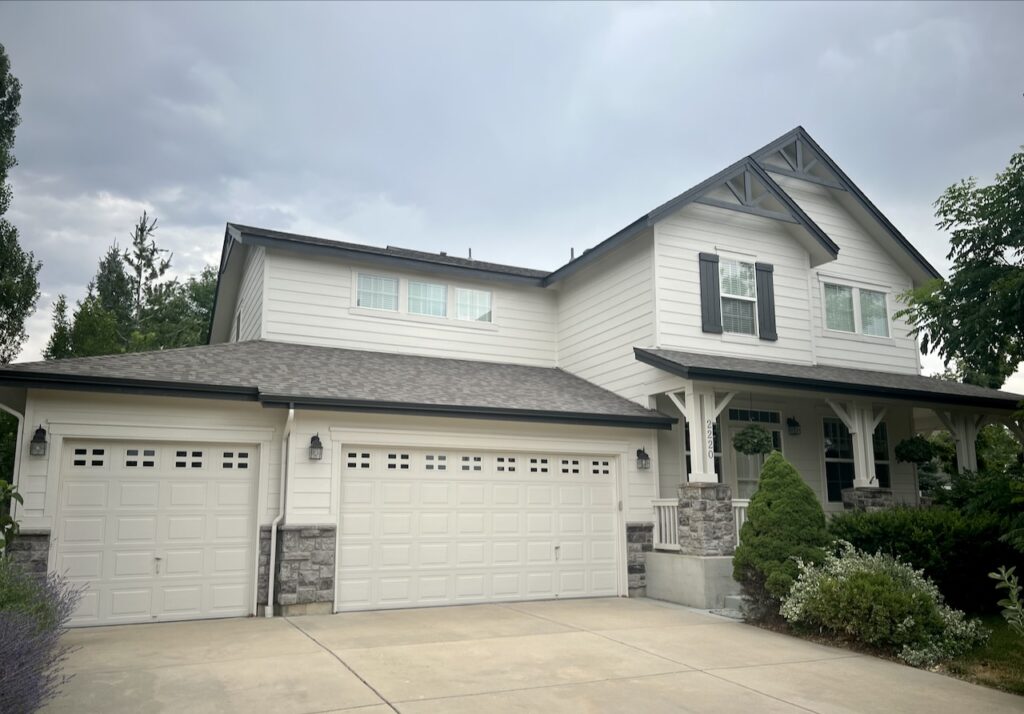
(733, 452, 829, 620)
(782, 543, 988, 667)
(829, 506, 1021, 613)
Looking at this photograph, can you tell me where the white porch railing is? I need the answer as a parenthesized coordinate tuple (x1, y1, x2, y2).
(652, 499, 680, 551)
(732, 498, 751, 546)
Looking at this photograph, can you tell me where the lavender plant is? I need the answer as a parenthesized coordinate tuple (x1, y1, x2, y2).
(0, 559, 81, 712)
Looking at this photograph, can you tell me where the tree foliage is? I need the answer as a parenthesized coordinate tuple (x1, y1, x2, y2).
(732, 452, 829, 621)
(44, 215, 217, 359)
(0, 42, 41, 365)
(898, 149, 1024, 389)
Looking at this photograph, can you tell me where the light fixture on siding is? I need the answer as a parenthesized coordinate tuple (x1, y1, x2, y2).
(29, 425, 48, 457)
(786, 417, 801, 436)
(636, 447, 651, 470)
(309, 433, 324, 461)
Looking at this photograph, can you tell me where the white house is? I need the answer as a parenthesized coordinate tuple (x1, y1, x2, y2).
(2, 127, 1021, 625)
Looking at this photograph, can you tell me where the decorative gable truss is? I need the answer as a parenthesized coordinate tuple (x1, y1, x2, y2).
(755, 133, 846, 190)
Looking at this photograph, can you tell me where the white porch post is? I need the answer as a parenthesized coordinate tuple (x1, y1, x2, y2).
(934, 410, 984, 473)
(826, 400, 885, 488)
(670, 384, 735, 483)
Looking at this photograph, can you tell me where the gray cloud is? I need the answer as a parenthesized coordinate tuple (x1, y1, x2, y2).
(1, 1, 1022, 385)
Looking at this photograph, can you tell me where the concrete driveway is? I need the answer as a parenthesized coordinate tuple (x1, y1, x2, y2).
(47, 598, 1020, 713)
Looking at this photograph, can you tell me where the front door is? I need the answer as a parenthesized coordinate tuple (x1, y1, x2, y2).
(724, 411, 784, 499)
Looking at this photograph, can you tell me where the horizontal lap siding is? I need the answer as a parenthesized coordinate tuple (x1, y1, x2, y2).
(774, 177, 920, 375)
(555, 234, 660, 521)
(655, 204, 815, 364)
(18, 391, 283, 531)
(236, 247, 265, 341)
(263, 251, 558, 366)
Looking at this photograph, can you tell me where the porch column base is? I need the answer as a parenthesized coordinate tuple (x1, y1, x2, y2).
(841, 487, 895, 512)
(645, 552, 740, 609)
(677, 483, 736, 556)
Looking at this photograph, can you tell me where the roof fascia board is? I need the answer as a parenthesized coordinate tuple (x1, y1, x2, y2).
(0, 369, 675, 429)
(541, 216, 650, 286)
(0, 371, 259, 402)
(238, 231, 545, 287)
(753, 127, 941, 281)
(633, 348, 1020, 411)
(258, 394, 676, 430)
(206, 227, 240, 344)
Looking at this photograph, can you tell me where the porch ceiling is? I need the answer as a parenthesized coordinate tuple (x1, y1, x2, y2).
(635, 347, 1023, 412)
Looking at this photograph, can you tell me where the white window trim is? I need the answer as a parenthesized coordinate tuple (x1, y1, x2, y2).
(818, 278, 892, 340)
(407, 280, 448, 318)
(356, 272, 400, 312)
(347, 268, 499, 329)
(719, 257, 758, 337)
(454, 287, 494, 324)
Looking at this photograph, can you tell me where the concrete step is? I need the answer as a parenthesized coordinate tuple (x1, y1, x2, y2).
(723, 594, 745, 611)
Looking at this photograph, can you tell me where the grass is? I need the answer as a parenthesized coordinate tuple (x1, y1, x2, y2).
(943, 615, 1024, 696)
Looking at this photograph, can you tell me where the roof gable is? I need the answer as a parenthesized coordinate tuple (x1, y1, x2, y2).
(752, 127, 941, 285)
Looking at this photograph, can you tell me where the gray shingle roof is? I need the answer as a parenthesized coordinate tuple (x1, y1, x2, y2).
(635, 348, 1023, 410)
(229, 224, 550, 280)
(0, 341, 672, 428)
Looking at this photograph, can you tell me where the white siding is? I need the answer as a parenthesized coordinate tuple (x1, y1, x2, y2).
(556, 233, 662, 404)
(235, 246, 265, 341)
(263, 250, 558, 366)
(655, 204, 816, 364)
(16, 391, 283, 532)
(774, 176, 921, 375)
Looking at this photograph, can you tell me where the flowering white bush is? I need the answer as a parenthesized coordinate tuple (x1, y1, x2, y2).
(782, 542, 988, 668)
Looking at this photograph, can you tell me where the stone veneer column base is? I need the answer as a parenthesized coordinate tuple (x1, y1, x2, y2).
(4, 531, 50, 576)
(841, 487, 895, 512)
(677, 483, 736, 556)
(626, 523, 653, 596)
(258, 525, 336, 616)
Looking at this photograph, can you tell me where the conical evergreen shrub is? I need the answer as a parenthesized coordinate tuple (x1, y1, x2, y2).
(732, 451, 829, 620)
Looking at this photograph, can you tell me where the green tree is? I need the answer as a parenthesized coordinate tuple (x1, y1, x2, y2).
(43, 295, 74, 360)
(733, 452, 830, 621)
(0, 42, 40, 365)
(123, 211, 170, 340)
(899, 150, 1024, 389)
(94, 244, 133, 331)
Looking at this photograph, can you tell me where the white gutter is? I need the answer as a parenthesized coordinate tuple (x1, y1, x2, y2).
(265, 405, 294, 617)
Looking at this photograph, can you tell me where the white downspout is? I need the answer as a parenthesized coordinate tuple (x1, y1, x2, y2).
(266, 405, 294, 617)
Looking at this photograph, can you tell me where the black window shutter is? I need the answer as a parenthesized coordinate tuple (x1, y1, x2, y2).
(755, 262, 777, 341)
(698, 253, 722, 334)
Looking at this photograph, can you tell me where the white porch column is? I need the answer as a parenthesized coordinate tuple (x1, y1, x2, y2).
(826, 400, 886, 488)
(935, 410, 984, 473)
(669, 384, 735, 483)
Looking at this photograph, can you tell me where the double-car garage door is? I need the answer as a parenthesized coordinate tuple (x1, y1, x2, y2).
(55, 440, 257, 626)
(336, 447, 620, 611)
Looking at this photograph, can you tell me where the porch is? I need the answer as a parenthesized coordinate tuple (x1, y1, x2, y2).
(634, 348, 1023, 603)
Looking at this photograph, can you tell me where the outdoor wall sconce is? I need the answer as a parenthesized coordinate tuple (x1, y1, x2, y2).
(636, 447, 651, 470)
(786, 417, 801, 436)
(29, 425, 48, 457)
(308, 433, 324, 461)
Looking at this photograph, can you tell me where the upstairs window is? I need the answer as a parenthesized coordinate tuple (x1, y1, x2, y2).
(455, 288, 492, 322)
(719, 259, 757, 335)
(357, 274, 398, 311)
(408, 281, 447, 317)
(824, 282, 889, 337)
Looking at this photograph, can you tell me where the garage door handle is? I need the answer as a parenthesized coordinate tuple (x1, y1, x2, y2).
(154, 556, 162, 575)
(554, 545, 560, 561)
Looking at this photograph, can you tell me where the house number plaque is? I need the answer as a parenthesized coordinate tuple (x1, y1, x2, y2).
(705, 419, 715, 460)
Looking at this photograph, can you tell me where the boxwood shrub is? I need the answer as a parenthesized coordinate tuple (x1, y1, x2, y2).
(828, 507, 1021, 613)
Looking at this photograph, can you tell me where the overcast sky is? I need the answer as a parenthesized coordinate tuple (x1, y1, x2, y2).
(1, 1, 1022, 388)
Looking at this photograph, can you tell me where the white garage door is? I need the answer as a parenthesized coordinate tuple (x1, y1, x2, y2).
(55, 440, 257, 626)
(337, 447, 620, 611)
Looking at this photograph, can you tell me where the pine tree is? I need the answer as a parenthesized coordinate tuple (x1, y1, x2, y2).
(43, 295, 74, 360)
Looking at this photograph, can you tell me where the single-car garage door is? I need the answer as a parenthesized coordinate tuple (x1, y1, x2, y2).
(337, 446, 620, 611)
(55, 440, 257, 626)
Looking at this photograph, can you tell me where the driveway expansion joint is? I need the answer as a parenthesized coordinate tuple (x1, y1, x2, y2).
(286, 616, 399, 714)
